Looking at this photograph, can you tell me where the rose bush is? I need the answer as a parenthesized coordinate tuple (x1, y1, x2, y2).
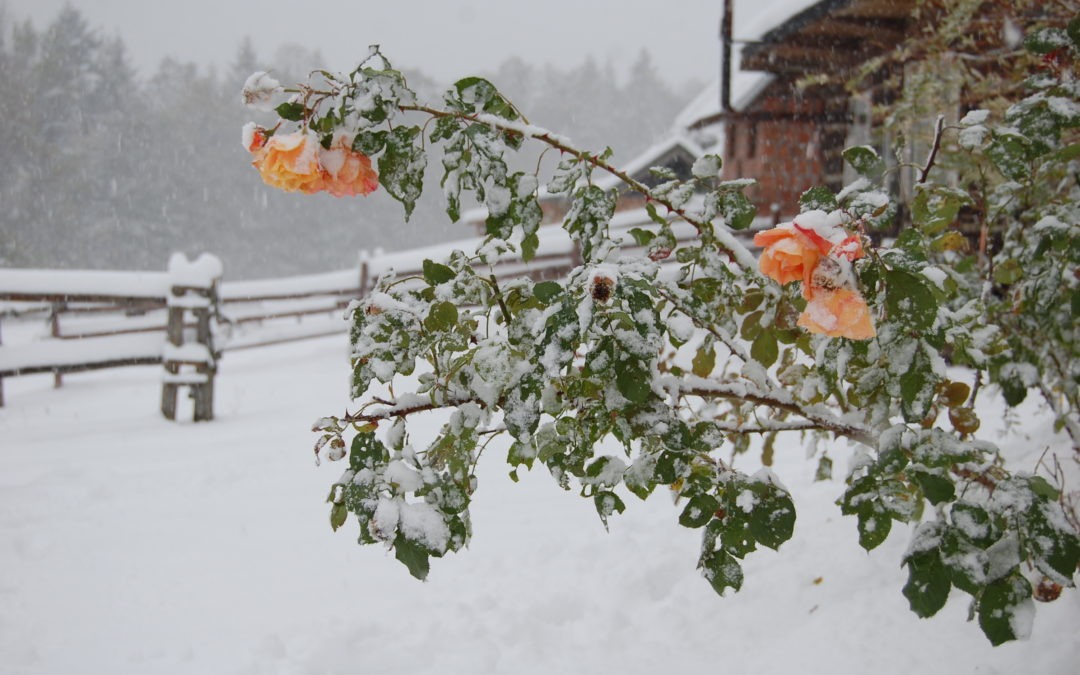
(243, 17, 1079, 645)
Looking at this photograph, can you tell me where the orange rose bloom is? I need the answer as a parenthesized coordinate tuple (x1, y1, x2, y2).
(251, 131, 324, 193)
(797, 287, 876, 340)
(753, 227, 830, 292)
(318, 140, 379, 197)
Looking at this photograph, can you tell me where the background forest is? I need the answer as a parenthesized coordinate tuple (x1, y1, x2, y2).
(0, 6, 698, 278)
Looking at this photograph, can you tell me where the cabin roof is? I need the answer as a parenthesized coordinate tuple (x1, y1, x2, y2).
(741, 0, 916, 75)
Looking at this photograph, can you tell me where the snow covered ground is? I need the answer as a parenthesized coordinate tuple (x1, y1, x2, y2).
(1, 334, 1077, 674)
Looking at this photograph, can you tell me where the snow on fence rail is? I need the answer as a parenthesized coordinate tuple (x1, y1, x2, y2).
(0, 235, 579, 416)
(0, 211, 763, 417)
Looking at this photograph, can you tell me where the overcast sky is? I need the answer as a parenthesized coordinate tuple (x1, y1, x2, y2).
(3, 0, 811, 86)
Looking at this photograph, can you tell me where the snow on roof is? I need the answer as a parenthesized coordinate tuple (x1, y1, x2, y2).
(674, 0, 823, 130)
(592, 132, 705, 191)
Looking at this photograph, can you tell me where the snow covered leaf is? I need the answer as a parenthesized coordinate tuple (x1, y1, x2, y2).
(885, 270, 938, 332)
(700, 549, 744, 596)
(909, 469, 955, 506)
(978, 575, 1033, 646)
(902, 548, 952, 618)
(800, 186, 838, 212)
(987, 132, 1034, 181)
(714, 188, 756, 230)
(593, 491, 626, 530)
(843, 146, 886, 181)
(1026, 500, 1080, 584)
(378, 125, 426, 219)
(679, 493, 720, 529)
(857, 505, 893, 551)
(748, 483, 796, 550)
(615, 360, 651, 404)
(393, 534, 431, 581)
(533, 281, 563, 304)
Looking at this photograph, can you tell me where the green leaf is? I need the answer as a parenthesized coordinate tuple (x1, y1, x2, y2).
(1070, 16, 1080, 49)
(507, 440, 536, 470)
(899, 345, 938, 423)
(1027, 501, 1080, 581)
(978, 575, 1032, 646)
(565, 185, 617, 262)
(902, 549, 952, 618)
(628, 227, 656, 247)
(679, 493, 720, 529)
(1024, 26, 1070, 54)
(910, 470, 955, 506)
(885, 269, 937, 331)
(330, 502, 348, 532)
(727, 523, 760, 560)
(274, 101, 305, 121)
(741, 310, 764, 341)
(998, 367, 1029, 407)
(992, 259, 1022, 285)
(751, 330, 779, 368)
(857, 505, 892, 551)
(424, 301, 459, 332)
(422, 259, 456, 285)
(393, 534, 431, 581)
(749, 487, 796, 550)
(451, 77, 519, 119)
(800, 186, 838, 212)
(912, 186, 968, 236)
(522, 232, 539, 263)
(350, 432, 389, 472)
(987, 132, 1032, 182)
(594, 490, 626, 530)
(716, 189, 756, 230)
(533, 281, 563, 304)
(1027, 476, 1061, 501)
(692, 343, 716, 378)
(352, 130, 388, 155)
(700, 549, 744, 596)
(843, 145, 886, 180)
(378, 126, 427, 220)
(615, 360, 651, 404)
(815, 455, 833, 482)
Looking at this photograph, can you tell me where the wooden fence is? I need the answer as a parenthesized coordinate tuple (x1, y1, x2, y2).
(0, 224, 584, 418)
(0, 212, 757, 419)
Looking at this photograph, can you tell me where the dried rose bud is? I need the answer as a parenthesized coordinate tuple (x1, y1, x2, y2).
(241, 71, 282, 111)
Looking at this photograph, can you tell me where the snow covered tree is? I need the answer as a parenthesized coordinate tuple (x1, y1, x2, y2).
(241, 10, 1080, 645)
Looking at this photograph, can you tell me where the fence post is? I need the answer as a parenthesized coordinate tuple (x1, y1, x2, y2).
(0, 314, 4, 408)
(358, 249, 370, 298)
(160, 301, 183, 421)
(50, 301, 64, 389)
(161, 253, 223, 422)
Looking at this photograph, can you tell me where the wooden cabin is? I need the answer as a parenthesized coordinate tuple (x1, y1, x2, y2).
(694, 0, 1058, 219)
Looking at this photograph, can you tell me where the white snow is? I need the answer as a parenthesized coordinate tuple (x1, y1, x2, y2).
(167, 252, 223, 289)
(1, 334, 1076, 674)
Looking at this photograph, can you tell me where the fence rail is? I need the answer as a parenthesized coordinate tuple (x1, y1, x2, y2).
(0, 210, 763, 417)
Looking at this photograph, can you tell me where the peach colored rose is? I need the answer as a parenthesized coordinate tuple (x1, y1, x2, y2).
(797, 287, 876, 340)
(244, 124, 268, 153)
(753, 226, 830, 291)
(318, 141, 379, 197)
(250, 131, 324, 193)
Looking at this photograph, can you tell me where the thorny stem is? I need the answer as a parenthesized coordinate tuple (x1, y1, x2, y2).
(341, 380, 877, 448)
(399, 104, 765, 276)
(680, 380, 876, 446)
(654, 285, 759, 373)
(917, 115, 946, 185)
